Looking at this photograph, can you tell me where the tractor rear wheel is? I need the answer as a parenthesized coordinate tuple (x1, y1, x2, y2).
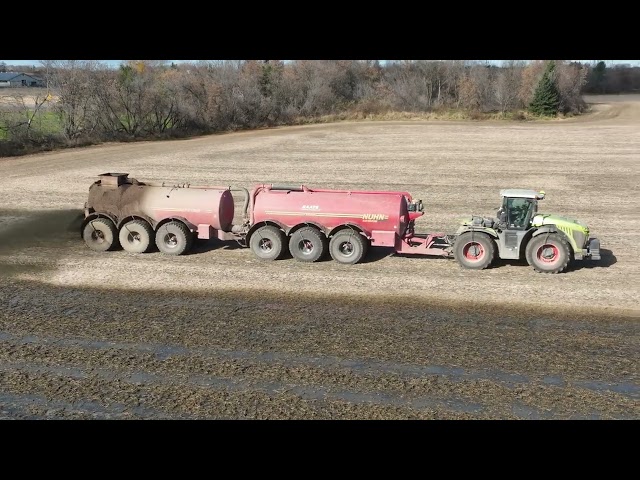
(289, 226, 327, 262)
(119, 219, 154, 253)
(454, 232, 495, 270)
(250, 225, 286, 260)
(82, 217, 119, 252)
(525, 233, 571, 273)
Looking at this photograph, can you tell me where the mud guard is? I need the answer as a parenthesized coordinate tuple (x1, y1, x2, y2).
(117, 214, 157, 230)
(80, 212, 118, 238)
(456, 226, 499, 240)
(157, 216, 198, 233)
(532, 226, 558, 237)
(246, 220, 288, 241)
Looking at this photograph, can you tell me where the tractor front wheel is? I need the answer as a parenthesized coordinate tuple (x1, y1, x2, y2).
(525, 233, 571, 274)
(454, 232, 495, 270)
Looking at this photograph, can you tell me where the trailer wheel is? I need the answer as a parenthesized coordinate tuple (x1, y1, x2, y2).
(119, 219, 154, 254)
(82, 217, 119, 252)
(289, 226, 327, 262)
(454, 232, 495, 270)
(250, 225, 285, 261)
(155, 221, 192, 256)
(525, 233, 571, 274)
(329, 230, 366, 265)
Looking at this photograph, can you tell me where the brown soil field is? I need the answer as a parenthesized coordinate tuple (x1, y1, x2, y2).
(0, 95, 638, 419)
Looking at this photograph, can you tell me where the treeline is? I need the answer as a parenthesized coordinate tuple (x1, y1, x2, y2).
(0, 60, 604, 156)
(583, 61, 640, 94)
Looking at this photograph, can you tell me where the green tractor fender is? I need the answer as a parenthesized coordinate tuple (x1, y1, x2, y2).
(519, 226, 558, 258)
(530, 225, 579, 254)
(532, 226, 559, 237)
(531, 226, 575, 248)
(454, 225, 499, 240)
(519, 226, 564, 249)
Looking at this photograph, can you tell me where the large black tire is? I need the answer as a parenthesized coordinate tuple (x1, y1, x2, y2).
(329, 230, 367, 265)
(288, 226, 327, 262)
(249, 225, 286, 260)
(525, 232, 571, 274)
(454, 232, 495, 270)
(82, 217, 119, 252)
(155, 221, 192, 256)
(119, 219, 154, 254)
(361, 235, 370, 258)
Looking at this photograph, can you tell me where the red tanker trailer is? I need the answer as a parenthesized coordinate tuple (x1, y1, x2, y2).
(81, 173, 453, 263)
(246, 183, 453, 264)
(82, 173, 249, 255)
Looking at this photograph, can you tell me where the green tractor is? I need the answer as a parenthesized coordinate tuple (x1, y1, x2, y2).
(453, 189, 600, 273)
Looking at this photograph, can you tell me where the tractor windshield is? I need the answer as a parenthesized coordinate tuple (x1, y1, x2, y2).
(503, 197, 535, 229)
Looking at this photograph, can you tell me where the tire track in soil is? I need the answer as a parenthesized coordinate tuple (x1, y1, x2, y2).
(0, 361, 491, 418)
(1, 331, 636, 399)
(0, 331, 636, 419)
(0, 391, 177, 420)
(0, 358, 628, 420)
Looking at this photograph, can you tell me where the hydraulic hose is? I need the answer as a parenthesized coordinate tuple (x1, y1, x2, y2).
(230, 187, 250, 219)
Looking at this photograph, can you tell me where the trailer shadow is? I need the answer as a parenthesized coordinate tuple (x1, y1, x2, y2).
(387, 251, 452, 264)
(488, 248, 617, 271)
(188, 238, 244, 255)
(359, 247, 396, 263)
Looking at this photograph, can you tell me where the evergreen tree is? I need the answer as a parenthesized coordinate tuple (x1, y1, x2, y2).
(593, 61, 607, 93)
(528, 61, 560, 116)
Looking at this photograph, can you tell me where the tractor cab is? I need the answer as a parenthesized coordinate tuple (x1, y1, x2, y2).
(497, 189, 545, 230)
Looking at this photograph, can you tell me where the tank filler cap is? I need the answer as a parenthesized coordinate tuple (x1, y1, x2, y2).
(269, 183, 305, 192)
(98, 173, 129, 187)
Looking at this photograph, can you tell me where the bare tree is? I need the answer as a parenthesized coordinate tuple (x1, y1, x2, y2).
(555, 61, 588, 113)
(458, 73, 481, 110)
(44, 60, 103, 139)
(93, 61, 172, 136)
(518, 61, 546, 107)
(494, 60, 525, 113)
(383, 62, 433, 111)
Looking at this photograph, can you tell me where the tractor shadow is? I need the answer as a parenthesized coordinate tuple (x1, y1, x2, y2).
(490, 248, 617, 271)
(569, 249, 617, 271)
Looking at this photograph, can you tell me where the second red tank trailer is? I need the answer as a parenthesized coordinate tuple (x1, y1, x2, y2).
(82, 173, 454, 264)
(247, 183, 453, 264)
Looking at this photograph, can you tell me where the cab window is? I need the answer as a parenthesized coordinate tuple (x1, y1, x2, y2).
(505, 197, 532, 229)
